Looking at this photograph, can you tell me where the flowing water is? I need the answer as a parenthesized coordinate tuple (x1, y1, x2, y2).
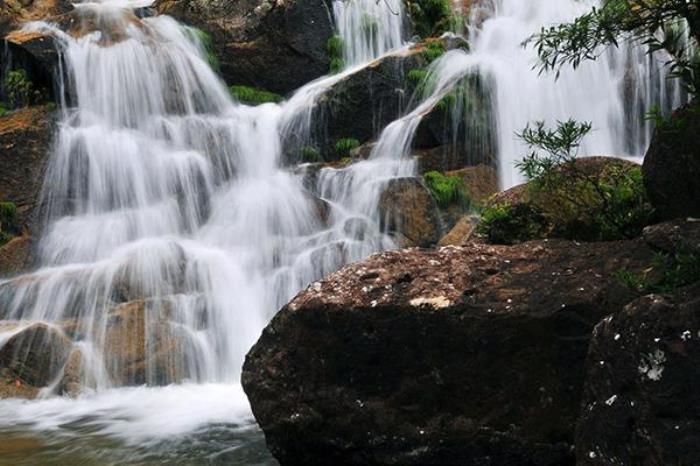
(0, 0, 686, 463)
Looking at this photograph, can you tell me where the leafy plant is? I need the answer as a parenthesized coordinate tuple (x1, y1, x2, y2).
(300, 146, 322, 163)
(477, 202, 547, 245)
(423, 170, 470, 208)
(328, 35, 345, 73)
(515, 120, 654, 241)
(528, 0, 700, 95)
(423, 40, 446, 62)
(0, 104, 6, 117)
(230, 85, 282, 105)
(3, 69, 35, 108)
(617, 250, 700, 294)
(409, 0, 452, 38)
(334, 138, 360, 157)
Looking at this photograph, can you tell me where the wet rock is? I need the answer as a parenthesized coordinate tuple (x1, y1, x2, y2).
(438, 214, 478, 246)
(576, 284, 700, 465)
(378, 177, 441, 247)
(57, 346, 85, 397)
(643, 102, 700, 220)
(0, 322, 72, 387)
(445, 164, 499, 205)
(103, 299, 190, 386)
(0, 105, 55, 229)
(243, 233, 662, 465)
(156, 0, 334, 95)
(0, 234, 31, 276)
(3, 30, 60, 103)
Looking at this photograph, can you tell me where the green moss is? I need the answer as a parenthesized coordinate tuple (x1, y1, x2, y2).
(3, 69, 35, 108)
(617, 250, 700, 294)
(423, 40, 446, 62)
(334, 138, 360, 157)
(300, 146, 322, 163)
(186, 27, 220, 71)
(407, 68, 429, 85)
(423, 171, 471, 209)
(477, 202, 548, 245)
(0, 105, 6, 117)
(0, 201, 19, 246)
(230, 85, 283, 105)
(409, 0, 452, 37)
(328, 35, 345, 73)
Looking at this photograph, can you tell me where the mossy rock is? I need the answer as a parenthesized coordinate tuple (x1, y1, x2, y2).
(480, 157, 655, 244)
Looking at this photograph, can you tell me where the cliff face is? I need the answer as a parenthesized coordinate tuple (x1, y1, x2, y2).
(242, 219, 700, 465)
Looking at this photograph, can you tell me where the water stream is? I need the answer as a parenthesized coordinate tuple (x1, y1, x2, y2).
(0, 0, 684, 463)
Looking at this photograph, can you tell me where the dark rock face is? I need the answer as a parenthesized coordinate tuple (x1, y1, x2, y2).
(156, 0, 334, 95)
(0, 323, 72, 387)
(0, 105, 54, 227)
(643, 102, 700, 220)
(378, 177, 441, 247)
(576, 285, 700, 465)
(243, 235, 661, 465)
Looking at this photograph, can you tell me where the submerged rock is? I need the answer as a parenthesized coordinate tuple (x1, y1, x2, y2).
(243, 231, 666, 465)
(577, 284, 700, 465)
(643, 102, 700, 220)
(378, 177, 441, 248)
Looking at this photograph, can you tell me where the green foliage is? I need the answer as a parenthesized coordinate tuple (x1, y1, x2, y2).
(409, 0, 452, 38)
(3, 69, 35, 108)
(230, 85, 282, 105)
(300, 146, 322, 163)
(0, 201, 19, 246)
(477, 202, 547, 245)
(423, 40, 446, 62)
(0, 104, 6, 117)
(423, 171, 471, 208)
(328, 35, 345, 73)
(187, 27, 220, 71)
(334, 138, 360, 157)
(515, 120, 655, 242)
(528, 0, 700, 95)
(617, 250, 700, 294)
(407, 68, 429, 85)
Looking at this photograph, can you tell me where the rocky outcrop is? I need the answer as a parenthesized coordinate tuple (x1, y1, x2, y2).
(243, 227, 675, 465)
(378, 177, 441, 248)
(156, 0, 334, 95)
(643, 102, 700, 220)
(0, 322, 72, 387)
(576, 284, 700, 465)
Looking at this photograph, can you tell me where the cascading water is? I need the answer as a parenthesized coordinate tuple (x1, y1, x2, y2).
(0, 0, 689, 462)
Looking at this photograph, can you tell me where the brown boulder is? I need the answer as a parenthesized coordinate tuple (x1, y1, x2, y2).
(438, 214, 479, 246)
(0, 234, 31, 276)
(243, 230, 666, 465)
(0, 105, 55, 228)
(0, 322, 72, 387)
(378, 177, 441, 247)
(576, 284, 700, 465)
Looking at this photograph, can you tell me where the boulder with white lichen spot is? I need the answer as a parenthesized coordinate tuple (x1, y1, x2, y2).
(241, 224, 690, 465)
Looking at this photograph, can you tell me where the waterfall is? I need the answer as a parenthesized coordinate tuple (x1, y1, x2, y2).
(333, 0, 405, 67)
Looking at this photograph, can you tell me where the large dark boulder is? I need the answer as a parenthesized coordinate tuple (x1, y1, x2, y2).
(243, 232, 666, 465)
(643, 102, 700, 220)
(576, 283, 700, 465)
(156, 0, 334, 95)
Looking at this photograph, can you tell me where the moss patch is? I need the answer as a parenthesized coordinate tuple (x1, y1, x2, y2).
(230, 85, 283, 105)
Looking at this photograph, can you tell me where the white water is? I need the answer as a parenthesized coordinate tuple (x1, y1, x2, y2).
(0, 0, 688, 460)
(333, 0, 404, 66)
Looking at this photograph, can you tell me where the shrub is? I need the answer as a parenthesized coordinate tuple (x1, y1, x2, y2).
(328, 35, 345, 73)
(422, 40, 445, 62)
(423, 171, 471, 208)
(3, 69, 35, 108)
(334, 138, 360, 157)
(300, 146, 322, 163)
(409, 0, 452, 38)
(516, 120, 655, 241)
(477, 202, 547, 245)
(230, 85, 283, 105)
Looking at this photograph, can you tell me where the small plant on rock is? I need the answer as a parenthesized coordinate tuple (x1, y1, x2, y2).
(423, 171, 470, 208)
(0, 201, 19, 246)
(334, 138, 360, 157)
(230, 85, 283, 105)
(3, 69, 35, 108)
(328, 35, 345, 74)
(300, 146, 322, 163)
